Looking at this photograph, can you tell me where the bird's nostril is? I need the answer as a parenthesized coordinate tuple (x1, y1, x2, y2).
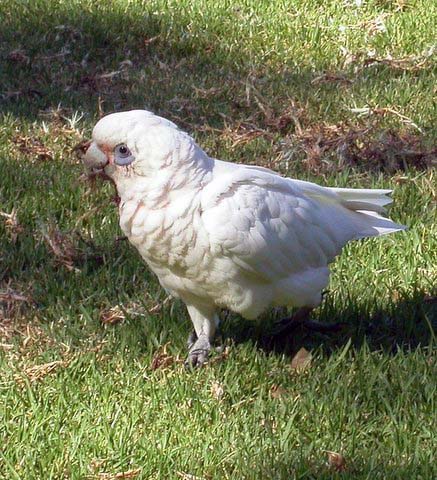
(73, 140, 91, 157)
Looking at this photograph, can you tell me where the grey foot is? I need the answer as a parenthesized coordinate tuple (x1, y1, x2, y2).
(297, 319, 346, 333)
(273, 307, 346, 335)
(185, 334, 211, 368)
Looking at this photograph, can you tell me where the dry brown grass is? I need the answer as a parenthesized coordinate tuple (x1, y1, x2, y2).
(40, 222, 104, 272)
(280, 122, 436, 174)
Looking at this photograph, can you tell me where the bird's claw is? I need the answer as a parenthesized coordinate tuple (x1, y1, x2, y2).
(185, 334, 211, 368)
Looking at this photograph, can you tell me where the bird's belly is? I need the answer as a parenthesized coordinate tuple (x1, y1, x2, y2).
(137, 238, 328, 318)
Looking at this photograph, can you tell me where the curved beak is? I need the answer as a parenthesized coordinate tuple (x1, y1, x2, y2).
(82, 141, 109, 173)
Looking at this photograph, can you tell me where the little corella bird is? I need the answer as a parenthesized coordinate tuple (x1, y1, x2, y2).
(83, 110, 405, 366)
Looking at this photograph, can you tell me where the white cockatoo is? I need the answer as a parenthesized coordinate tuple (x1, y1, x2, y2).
(83, 110, 405, 366)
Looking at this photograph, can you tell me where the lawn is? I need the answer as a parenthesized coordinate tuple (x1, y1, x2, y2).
(0, 1, 436, 479)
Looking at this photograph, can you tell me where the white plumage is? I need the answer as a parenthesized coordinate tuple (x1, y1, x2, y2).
(83, 110, 405, 365)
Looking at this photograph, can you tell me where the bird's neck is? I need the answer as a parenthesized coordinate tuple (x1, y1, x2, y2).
(115, 161, 212, 209)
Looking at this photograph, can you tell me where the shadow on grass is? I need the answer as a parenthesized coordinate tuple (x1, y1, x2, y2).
(0, 2, 284, 122)
(220, 293, 436, 358)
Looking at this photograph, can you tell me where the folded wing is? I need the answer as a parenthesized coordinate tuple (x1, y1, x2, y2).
(201, 167, 405, 284)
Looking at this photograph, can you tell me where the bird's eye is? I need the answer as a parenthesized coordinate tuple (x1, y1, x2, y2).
(114, 143, 134, 165)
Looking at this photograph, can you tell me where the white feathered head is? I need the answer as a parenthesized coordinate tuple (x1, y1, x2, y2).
(83, 110, 210, 190)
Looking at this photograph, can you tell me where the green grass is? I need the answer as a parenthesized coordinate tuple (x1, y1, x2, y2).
(0, 0, 436, 478)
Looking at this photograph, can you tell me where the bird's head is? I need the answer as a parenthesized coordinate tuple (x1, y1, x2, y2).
(82, 110, 210, 196)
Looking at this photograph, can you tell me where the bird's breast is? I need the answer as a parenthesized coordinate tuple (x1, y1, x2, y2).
(119, 196, 212, 280)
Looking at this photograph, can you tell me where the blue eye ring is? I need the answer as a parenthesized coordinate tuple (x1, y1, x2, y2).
(114, 143, 134, 165)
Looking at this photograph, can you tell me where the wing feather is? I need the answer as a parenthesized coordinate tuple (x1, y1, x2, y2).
(201, 170, 348, 282)
(201, 167, 404, 285)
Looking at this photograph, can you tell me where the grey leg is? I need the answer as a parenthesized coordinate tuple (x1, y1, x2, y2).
(185, 303, 219, 367)
(273, 307, 346, 335)
(187, 330, 197, 350)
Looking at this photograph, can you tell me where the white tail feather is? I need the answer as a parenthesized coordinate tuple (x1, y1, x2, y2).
(354, 213, 406, 237)
(329, 187, 394, 211)
(329, 188, 407, 239)
(289, 181, 406, 238)
(329, 187, 406, 237)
